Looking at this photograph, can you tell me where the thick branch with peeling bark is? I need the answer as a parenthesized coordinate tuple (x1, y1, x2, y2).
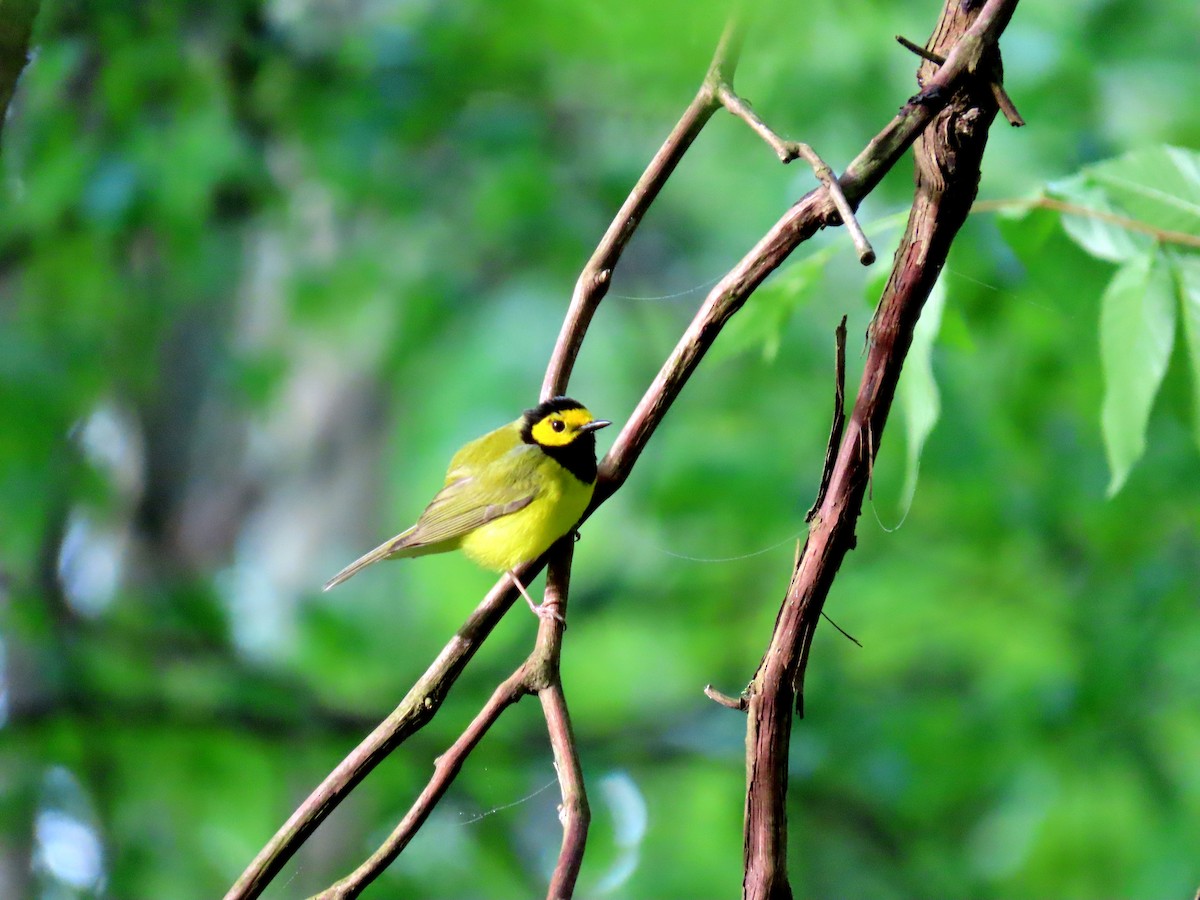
(736, 2, 1016, 898)
(227, 2, 1020, 897)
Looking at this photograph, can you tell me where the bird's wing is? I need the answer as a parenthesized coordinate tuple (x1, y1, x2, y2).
(395, 453, 538, 549)
(444, 420, 519, 485)
(323, 443, 536, 591)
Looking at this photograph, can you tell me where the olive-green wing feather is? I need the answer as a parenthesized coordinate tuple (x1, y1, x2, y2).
(396, 477, 534, 548)
(323, 439, 538, 591)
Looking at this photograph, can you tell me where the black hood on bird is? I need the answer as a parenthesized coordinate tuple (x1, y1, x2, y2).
(520, 396, 587, 434)
(520, 396, 600, 484)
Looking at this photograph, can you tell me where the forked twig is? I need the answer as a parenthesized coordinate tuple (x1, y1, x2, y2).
(309, 551, 582, 899)
(715, 84, 876, 264)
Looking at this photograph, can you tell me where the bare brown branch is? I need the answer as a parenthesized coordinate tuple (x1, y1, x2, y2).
(740, 1, 1018, 897)
(540, 18, 740, 401)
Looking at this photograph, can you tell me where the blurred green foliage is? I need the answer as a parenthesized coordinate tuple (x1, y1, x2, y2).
(1, 0, 1198, 898)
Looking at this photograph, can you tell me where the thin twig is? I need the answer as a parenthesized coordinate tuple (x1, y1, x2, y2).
(807, 316, 848, 523)
(541, 88, 716, 400)
(787, 143, 877, 264)
(714, 83, 799, 164)
(818, 611, 862, 648)
(706, 3, 750, 85)
(714, 84, 875, 265)
(989, 81, 1024, 126)
(895, 33, 944, 64)
(973, 195, 1200, 249)
(540, 15, 751, 400)
(704, 684, 748, 710)
(311, 671, 530, 899)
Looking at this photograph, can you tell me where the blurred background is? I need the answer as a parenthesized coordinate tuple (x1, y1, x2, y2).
(2, 0, 1198, 897)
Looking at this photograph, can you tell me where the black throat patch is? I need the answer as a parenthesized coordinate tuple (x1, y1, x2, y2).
(537, 434, 598, 485)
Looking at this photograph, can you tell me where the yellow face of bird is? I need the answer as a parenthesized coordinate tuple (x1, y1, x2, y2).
(529, 404, 603, 448)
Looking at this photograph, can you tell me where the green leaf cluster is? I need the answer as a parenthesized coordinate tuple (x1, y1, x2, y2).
(1049, 147, 1200, 494)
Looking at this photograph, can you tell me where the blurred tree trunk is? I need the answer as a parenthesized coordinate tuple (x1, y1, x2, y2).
(0, 8, 42, 896)
(0, 0, 39, 151)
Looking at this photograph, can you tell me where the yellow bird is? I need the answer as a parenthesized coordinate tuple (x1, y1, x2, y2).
(324, 397, 611, 617)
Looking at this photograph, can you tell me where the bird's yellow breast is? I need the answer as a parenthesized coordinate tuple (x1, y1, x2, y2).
(459, 455, 594, 572)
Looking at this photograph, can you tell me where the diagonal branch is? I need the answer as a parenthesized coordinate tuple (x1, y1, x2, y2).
(540, 15, 745, 400)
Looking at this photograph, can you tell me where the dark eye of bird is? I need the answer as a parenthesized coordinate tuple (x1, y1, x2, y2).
(551, 419, 565, 433)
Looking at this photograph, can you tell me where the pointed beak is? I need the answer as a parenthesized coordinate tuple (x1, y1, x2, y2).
(579, 419, 612, 434)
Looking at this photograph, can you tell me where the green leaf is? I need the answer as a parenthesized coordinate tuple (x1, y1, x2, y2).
(896, 280, 945, 511)
(1087, 145, 1200, 237)
(1170, 251, 1200, 451)
(994, 202, 1060, 258)
(1100, 250, 1177, 496)
(1049, 146, 1200, 264)
(938, 302, 976, 353)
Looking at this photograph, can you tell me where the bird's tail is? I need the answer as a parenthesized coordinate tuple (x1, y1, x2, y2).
(323, 529, 415, 591)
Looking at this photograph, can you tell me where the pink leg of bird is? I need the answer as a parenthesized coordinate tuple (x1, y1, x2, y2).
(507, 570, 565, 624)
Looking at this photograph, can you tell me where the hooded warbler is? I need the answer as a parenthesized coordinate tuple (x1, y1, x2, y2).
(324, 396, 611, 616)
